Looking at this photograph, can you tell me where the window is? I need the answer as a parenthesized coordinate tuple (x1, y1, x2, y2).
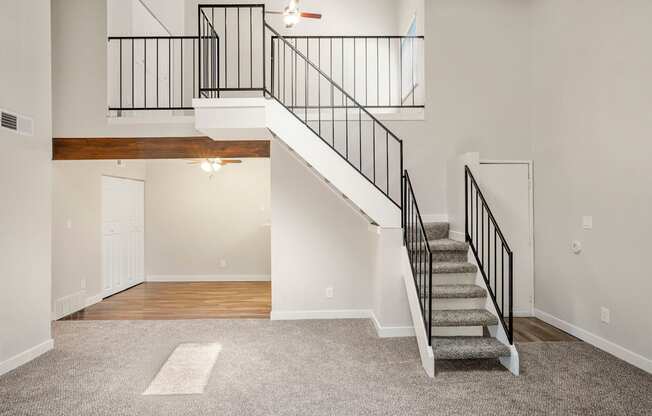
(401, 15, 418, 104)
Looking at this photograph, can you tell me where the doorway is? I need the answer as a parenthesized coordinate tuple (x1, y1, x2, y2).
(478, 161, 534, 317)
(102, 175, 145, 298)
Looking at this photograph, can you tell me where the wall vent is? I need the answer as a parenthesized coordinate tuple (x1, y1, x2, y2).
(1, 109, 34, 136)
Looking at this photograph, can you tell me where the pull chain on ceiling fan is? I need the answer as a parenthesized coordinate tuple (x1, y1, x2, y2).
(265, 0, 322, 28)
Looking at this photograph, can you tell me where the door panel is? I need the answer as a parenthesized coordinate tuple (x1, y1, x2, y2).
(102, 176, 145, 298)
(478, 163, 533, 316)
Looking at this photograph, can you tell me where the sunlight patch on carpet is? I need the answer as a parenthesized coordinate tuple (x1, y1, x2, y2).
(143, 343, 221, 395)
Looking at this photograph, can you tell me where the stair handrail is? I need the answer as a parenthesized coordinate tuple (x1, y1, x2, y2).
(264, 22, 403, 208)
(464, 165, 514, 344)
(403, 171, 434, 344)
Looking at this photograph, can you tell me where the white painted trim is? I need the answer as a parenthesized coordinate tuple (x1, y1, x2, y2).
(535, 309, 652, 374)
(401, 248, 435, 378)
(270, 309, 372, 320)
(0, 339, 54, 377)
(107, 114, 195, 125)
(420, 214, 448, 223)
(85, 294, 103, 308)
(147, 274, 271, 282)
(370, 312, 415, 338)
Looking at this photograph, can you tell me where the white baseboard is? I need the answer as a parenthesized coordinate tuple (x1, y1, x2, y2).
(370, 312, 415, 338)
(270, 309, 415, 338)
(85, 294, 103, 308)
(147, 274, 271, 282)
(270, 309, 372, 320)
(0, 339, 54, 377)
(421, 213, 449, 223)
(534, 309, 652, 374)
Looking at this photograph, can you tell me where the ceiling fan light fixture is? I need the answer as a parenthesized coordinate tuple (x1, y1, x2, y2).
(283, 10, 299, 28)
(211, 162, 222, 172)
(200, 161, 212, 172)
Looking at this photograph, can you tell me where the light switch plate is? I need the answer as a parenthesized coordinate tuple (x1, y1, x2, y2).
(582, 216, 593, 230)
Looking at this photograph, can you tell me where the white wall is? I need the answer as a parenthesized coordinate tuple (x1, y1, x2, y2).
(52, 160, 147, 313)
(145, 159, 270, 281)
(530, 0, 652, 370)
(388, 0, 533, 217)
(0, 0, 53, 375)
(52, 0, 200, 137)
(270, 139, 376, 317)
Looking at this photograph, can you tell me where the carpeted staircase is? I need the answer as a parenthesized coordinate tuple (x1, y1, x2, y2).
(423, 222, 511, 361)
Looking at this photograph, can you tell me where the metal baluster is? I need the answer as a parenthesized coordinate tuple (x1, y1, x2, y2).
(365, 38, 368, 106)
(131, 39, 134, 108)
(119, 39, 123, 109)
(388, 38, 391, 106)
(372, 121, 376, 182)
(237, 7, 240, 89)
(330, 38, 334, 146)
(386, 131, 389, 194)
(250, 7, 253, 88)
(144, 39, 147, 108)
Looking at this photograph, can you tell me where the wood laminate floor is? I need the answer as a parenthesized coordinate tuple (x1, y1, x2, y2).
(513, 317, 577, 343)
(59, 282, 271, 320)
(59, 283, 577, 343)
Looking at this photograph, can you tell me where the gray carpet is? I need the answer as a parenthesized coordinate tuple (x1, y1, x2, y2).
(0, 319, 650, 415)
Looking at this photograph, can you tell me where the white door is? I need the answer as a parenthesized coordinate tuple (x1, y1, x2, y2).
(478, 162, 533, 316)
(102, 176, 145, 298)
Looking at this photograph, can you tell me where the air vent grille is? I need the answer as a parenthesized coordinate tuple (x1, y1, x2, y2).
(0, 109, 34, 136)
(1, 111, 17, 131)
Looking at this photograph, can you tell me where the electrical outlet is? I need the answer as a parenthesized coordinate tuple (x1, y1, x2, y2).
(219, 259, 227, 268)
(601, 307, 610, 324)
(582, 216, 593, 230)
(325, 287, 333, 298)
(80, 279, 86, 290)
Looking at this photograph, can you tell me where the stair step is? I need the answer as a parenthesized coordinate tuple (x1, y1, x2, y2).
(432, 309, 498, 327)
(408, 239, 468, 262)
(432, 284, 486, 299)
(433, 262, 477, 274)
(424, 222, 449, 240)
(433, 336, 511, 360)
(429, 239, 468, 252)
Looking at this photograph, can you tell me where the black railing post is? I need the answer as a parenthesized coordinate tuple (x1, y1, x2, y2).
(271, 36, 275, 97)
(465, 167, 469, 241)
(508, 251, 514, 344)
(262, 4, 266, 96)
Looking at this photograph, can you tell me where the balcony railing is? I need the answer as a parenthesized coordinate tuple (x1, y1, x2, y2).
(107, 4, 424, 112)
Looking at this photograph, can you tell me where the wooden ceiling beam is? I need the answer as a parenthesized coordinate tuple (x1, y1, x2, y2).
(52, 137, 270, 160)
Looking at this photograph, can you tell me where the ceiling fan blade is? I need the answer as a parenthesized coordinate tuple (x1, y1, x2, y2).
(299, 12, 322, 19)
(219, 159, 243, 165)
(265, 11, 284, 14)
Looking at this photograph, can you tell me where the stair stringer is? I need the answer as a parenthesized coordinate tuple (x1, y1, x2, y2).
(401, 247, 435, 378)
(466, 249, 520, 375)
(266, 98, 401, 228)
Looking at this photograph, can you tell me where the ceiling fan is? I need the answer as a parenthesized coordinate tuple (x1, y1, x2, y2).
(187, 158, 242, 173)
(266, 0, 322, 28)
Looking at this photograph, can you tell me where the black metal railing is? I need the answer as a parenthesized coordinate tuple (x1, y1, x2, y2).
(265, 23, 403, 206)
(198, 8, 220, 98)
(198, 4, 266, 96)
(108, 36, 198, 111)
(465, 166, 514, 344)
(274, 35, 425, 108)
(403, 171, 433, 344)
